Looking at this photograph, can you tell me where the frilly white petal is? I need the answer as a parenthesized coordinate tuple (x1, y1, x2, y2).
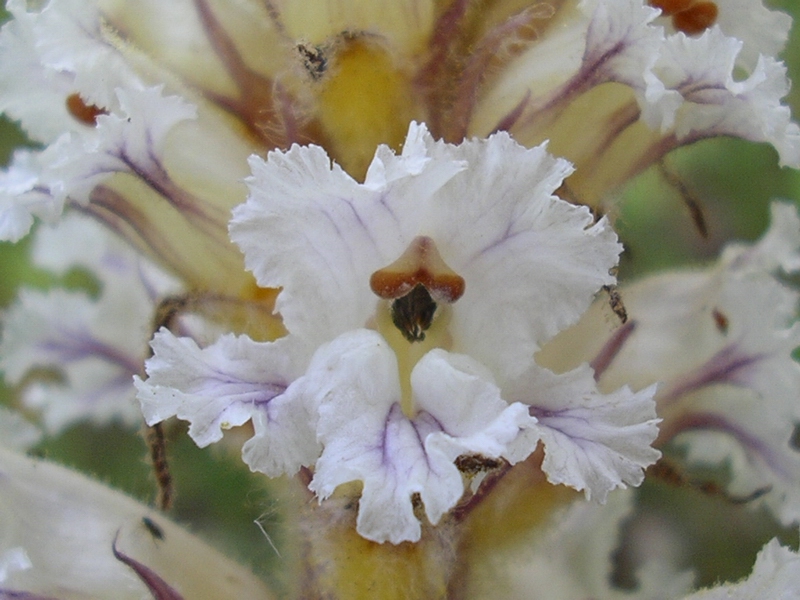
(0, 150, 62, 242)
(363, 121, 443, 189)
(580, 0, 663, 89)
(136, 330, 310, 456)
(15, 0, 144, 111)
(509, 363, 660, 502)
(49, 86, 197, 203)
(230, 122, 464, 347)
(412, 350, 540, 520)
(642, 28, 800, 167)
(0, 1, 79, 143)
(715, 0, 792, 68)
(305, 331, 538, 543)
(654, 0, 792, 72)
(413, 350, 539, 467)
(0, 447, 275, 599)
(427, 133, 620, 380)
(241, 389, 322, 478)
(306, 330, 434, 543)
(684, 537, 800, 600)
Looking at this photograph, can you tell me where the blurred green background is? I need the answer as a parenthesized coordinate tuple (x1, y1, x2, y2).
(2, 1, 800, 595)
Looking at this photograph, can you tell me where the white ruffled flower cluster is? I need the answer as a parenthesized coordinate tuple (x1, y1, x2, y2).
(1, 0, 798, 243)
(0, 0, 799, 596)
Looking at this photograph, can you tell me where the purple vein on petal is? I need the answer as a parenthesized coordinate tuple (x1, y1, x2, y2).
(40, 329, 141, 375)
(660, 411, 793, 479)
(591, 320, 637, 381)
(0, 590, 62, 599)
(660, 343, 768, 406)
(112, 533, 184, 600)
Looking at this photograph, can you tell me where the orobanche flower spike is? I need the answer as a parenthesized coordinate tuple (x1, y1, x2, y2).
(1, 0, 800, 597)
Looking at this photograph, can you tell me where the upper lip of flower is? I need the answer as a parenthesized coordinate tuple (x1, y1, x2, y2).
(229, 122, 625, 384)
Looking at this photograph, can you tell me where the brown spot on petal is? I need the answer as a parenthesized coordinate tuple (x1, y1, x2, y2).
(66, 93, 108, 125)
(649, 0, 694, 16)
(370, 236, 465, 303)
(712, 307, 729, 335)
(673, 1, 719, 35)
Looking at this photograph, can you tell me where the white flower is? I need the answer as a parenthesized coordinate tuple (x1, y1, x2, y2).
(542, 202, 800, 525)
(0, 447, 274, 599)
(0, 0, 259, 291)
(0, 0, 144, 144)
(1, 214, 181, 433)
(473, 0, 665, 138)
(641, 27, 800, 167)
(138, 122, 660, 543)
(651, 0, 792, 71)
(2, 0, 797, 248)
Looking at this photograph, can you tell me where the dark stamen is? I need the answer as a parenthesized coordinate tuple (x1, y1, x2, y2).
(391, 284, 437, 342)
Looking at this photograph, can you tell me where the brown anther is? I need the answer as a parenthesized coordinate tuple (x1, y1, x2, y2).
(649, 0, 694, 16)
(673, 1, 718, 35)
(370, 236, 465, 303)
(66, 93, 108, 126)
(391, 284, 438, 342)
